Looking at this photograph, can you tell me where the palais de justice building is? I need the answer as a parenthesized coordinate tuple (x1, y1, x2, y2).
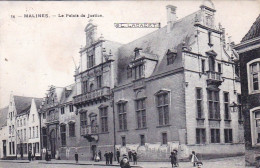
(40, 0, 244, 161)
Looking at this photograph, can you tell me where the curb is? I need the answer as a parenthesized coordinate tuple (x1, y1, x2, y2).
(0, 160, 30, 163)
(38, 162, 143, 168)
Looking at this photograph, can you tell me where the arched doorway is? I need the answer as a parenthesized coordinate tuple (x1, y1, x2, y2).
(50, 129, 56, 158)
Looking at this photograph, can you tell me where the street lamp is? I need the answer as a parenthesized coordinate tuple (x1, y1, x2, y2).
(229, 102, 238, 113)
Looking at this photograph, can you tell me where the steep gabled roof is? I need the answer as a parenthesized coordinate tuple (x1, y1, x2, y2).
(35, 98, 44, 109)
(0, 106, 8, 127)
(117, 10, 200, 85)
(241, 14, 260, 42)
(60, 84, 76, 104)
(14, 96, 42, 115)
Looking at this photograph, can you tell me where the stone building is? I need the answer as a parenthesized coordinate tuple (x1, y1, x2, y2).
(113, 1, 244, 160)
(0, 106, 8, 159)
(72, 20, 121, 160)
(40, 21, 122, 160)
(6, 94, 42, 159)
(40, 86, 64, 159)
(38, 0, 245, 161)
(234, 14, 260, 166)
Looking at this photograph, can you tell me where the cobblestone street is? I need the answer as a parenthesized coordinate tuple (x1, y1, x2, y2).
(0, 156, 247, 168)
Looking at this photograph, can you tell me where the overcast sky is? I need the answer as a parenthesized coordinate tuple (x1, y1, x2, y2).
(0, 0, 259, 108)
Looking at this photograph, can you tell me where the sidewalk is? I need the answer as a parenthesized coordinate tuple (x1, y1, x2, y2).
(0, 156, 245, 168)
(38, 160, 142, 167)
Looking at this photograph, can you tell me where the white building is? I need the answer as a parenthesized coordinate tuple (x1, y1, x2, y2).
(6, 94, 42, 159)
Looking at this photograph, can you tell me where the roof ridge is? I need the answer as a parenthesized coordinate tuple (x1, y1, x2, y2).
(120, 10, 200, 48)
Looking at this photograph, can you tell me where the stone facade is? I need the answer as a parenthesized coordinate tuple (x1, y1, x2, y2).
(234, 14, 260, 166)
(37, 0, 245, 161)
(113, 0, 244, 160)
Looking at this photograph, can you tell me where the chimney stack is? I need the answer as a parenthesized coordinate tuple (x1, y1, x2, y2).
(166, 5, 177, 33)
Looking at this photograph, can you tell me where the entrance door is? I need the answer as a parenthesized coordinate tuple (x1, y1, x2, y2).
(91, 145, 97, 160)
(50, 129, 56, 158)
(2, 140, 6, 158)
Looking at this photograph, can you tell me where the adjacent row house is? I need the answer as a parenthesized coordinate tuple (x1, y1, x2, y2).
(234, 14, 260, 166)
(3, 94, 42, 159)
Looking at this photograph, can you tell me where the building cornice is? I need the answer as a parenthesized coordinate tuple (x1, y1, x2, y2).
(234, 37, 260, 54)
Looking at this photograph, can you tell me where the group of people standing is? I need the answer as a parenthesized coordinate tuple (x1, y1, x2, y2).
(127, 150, 138, 165)
(104, 151, 114, 165)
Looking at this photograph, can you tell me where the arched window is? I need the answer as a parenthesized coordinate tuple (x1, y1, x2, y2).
(247, 59, 260, 94)
(250, 108, 260, 146)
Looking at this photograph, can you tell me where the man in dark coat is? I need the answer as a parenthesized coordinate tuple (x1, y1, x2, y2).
(45, 150, 49, 161)
(98, 150, 102, 161)
(28, 150, 32, 161)
(104, 151, 109, 165)
(109, 151, 113, 164)
(116, 149, 121, 163)
(128, 150, 132, 162)
(132, 151, 137, 165)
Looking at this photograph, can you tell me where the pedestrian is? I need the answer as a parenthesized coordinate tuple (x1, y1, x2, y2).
(109, 151, 113, 164)
(120, 154, 131, 168)
(128, 150, 132, 162)
(95, 152, 100, 162)
(132, 150, 137, 165)
(75, 151, 78, 164)
(116, 149, 121, 163)
(28, 150, 32, 161)
(169, 152, 177, 168)
(98, 150, 102, 161)
(191, 151, 199, 167)
(104, 151, 109, 165)
(45, 150, 49, 161)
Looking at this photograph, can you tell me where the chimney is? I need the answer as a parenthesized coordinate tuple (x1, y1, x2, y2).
(166, 5, 177, 33)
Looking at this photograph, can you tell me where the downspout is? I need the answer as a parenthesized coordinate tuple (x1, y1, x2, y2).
(111, 90, 116, 161)
(39, 108, 42, 160)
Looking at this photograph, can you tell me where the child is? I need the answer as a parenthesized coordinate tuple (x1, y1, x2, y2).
(196, 161, 203, 168)
(191, 151, 199, 167)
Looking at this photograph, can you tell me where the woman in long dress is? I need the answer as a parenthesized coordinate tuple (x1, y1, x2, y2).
(191, 151, 199, 167)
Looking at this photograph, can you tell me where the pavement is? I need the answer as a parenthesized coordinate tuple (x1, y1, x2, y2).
(0, 156, 248, 168)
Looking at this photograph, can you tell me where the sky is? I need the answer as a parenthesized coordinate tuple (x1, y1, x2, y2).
(0, 0, 259, 108)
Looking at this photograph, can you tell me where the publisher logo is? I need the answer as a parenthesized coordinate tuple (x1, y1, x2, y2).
(114, 23, 160, 28)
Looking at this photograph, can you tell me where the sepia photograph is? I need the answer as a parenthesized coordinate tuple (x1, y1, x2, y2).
(0, 0, 259, 167)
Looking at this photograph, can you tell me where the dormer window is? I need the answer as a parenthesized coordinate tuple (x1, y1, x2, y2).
(134, 64, 144, 79)
(166, 49, 177, 65)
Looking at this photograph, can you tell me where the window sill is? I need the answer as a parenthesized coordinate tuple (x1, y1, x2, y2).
(156, 124, 171, 128)
(249, 90, 260, 95)
(208, 118, 221, 121)
(196, 118, 205, 120)
(117, 130, 128, 132)
(224, 119, 232, 122)
(135, 127, 148, 130)
(99, 131, 109, 134)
